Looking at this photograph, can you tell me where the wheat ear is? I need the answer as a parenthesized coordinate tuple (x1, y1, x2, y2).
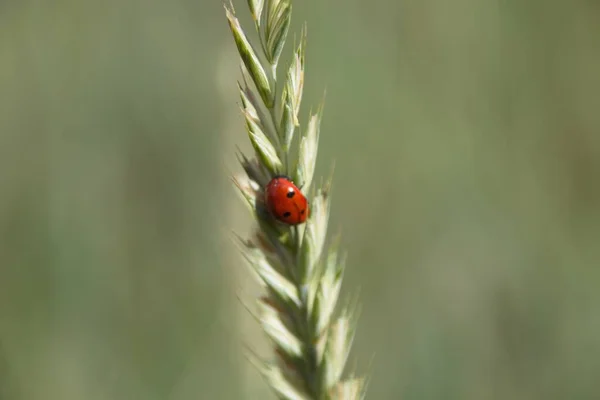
(225, 1, 365, 398)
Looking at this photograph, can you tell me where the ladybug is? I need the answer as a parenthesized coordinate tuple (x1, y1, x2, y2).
(264, 176, 309, 225)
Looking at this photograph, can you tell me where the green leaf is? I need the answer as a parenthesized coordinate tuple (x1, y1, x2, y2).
(239, 81, 280, 147)
(295, 101, 323, 190)
(244, 108, 284, 176)
(258, 298, 303, 358)
(232, 174, 258, 213)
(242, 250, 301, 307)
(286, 25, 306, 126)
(328, 378, 367, 400)
(247, 0, 265, 25)
(280, 91, 295, 151)
(266, 2, 291, 65)
(313, 241, 345, 340)
(266, 0, 288, 41)
(297, 189, 330, 285)
(226, 6, 274, 107)
(323, 313, 357, 391)
(254, 360, 310, 400)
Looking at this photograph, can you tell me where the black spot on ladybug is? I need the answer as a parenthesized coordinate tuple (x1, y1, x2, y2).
(286, 189, 295, 198)
(283, 211, 291, 218)
(300, 209, 305, 214)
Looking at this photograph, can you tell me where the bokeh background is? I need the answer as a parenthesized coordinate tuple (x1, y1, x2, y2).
(1, 0, 599, 399)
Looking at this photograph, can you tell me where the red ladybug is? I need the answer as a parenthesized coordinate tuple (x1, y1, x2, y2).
(264, 176, 309, 225)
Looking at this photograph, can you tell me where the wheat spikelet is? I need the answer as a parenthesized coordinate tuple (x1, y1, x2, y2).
(225, 1, 366, 398)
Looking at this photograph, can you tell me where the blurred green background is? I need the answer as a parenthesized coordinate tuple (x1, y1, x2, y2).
(1, 0, 599, 399)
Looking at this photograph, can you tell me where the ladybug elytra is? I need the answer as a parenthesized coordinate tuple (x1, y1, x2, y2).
(264, 176, 309, 225)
